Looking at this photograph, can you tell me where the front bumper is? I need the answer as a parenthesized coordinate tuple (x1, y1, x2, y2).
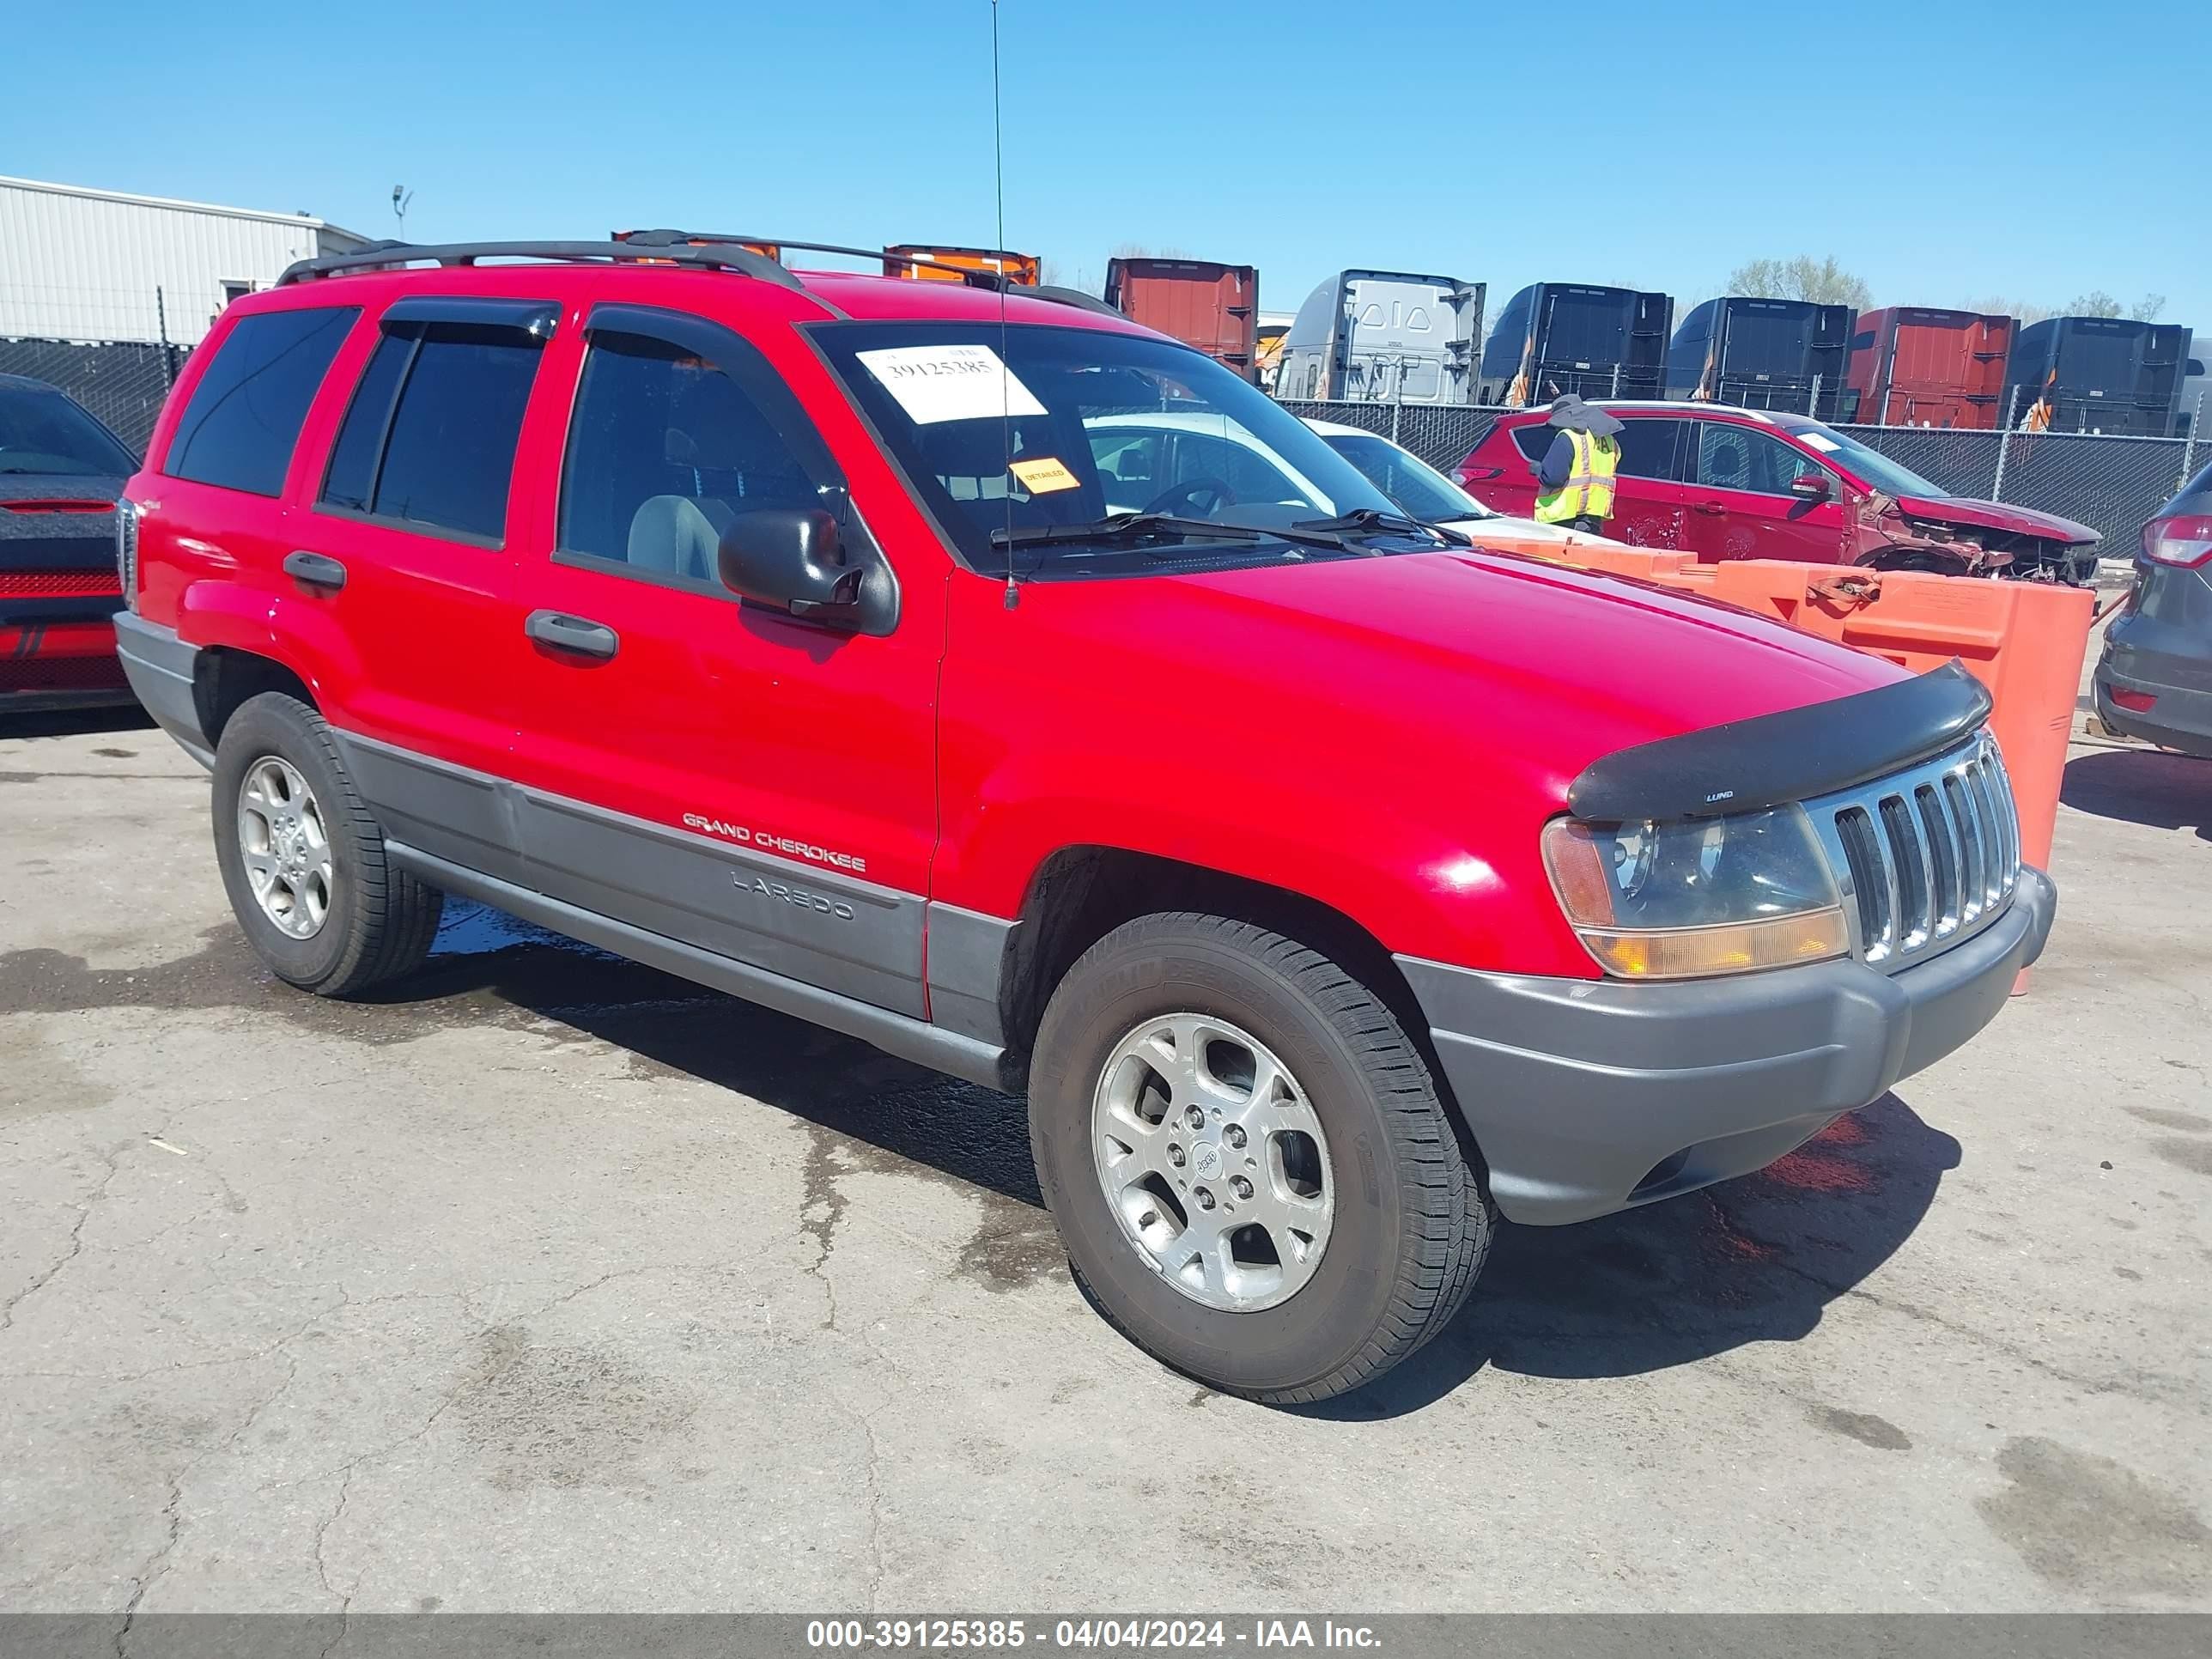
(1398, 866, 2056, 1225)
(2, 611, 131, 713)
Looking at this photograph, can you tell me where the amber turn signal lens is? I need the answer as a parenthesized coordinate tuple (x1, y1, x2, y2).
(1577, 908, 1850, 981)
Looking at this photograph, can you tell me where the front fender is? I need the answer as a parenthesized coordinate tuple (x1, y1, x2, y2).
(933, 741, 1595, 979)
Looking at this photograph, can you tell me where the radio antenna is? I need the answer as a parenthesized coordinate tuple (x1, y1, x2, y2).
(992, 0, 1018, 610)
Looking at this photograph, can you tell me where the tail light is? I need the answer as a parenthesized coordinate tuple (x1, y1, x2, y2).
(2110, 687, 2158, 713)
(115, 497, 143, 611)
(2141, 513, 2212, 568)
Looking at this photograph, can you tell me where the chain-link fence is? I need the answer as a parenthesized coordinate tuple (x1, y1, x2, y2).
(0, 337, 185, 458)
(0, 287, 191, 459)
(1279, 395, 2209, 562)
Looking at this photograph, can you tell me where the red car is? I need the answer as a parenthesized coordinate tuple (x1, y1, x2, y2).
(1454, 402, 2100, 581)
(1, 374, 137, 713)
(114, 236, 2052, 1403)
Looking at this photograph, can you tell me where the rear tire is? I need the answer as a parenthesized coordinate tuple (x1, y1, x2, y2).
(211, 692, 442, 996)
(1030, 912, 1491, 1404)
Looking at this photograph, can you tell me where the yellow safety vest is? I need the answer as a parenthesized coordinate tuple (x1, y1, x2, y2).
(1534, 429, 1620, 524)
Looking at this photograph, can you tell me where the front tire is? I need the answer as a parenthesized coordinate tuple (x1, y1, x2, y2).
(1030, 913, 1491, 1404)
(211, 692, 442, 996)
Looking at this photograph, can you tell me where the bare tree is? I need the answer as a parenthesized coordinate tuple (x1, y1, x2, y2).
(1963, 295, 2055, 325)
(1725, 254, 1872, 310)
(2130, 293, 2167, 323)
(1109, 242, 1196, 261)
(2063, 290, 2123, 319)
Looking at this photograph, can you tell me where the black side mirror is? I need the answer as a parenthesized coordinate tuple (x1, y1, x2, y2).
(1790, 471, 1832, 501)
(718, 507, 863, 621)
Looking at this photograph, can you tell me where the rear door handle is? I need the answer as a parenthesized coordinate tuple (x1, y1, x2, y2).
(283, 550, 347, 590)
(1692, 501, 1728, 516)
(526, 609, 618, 660)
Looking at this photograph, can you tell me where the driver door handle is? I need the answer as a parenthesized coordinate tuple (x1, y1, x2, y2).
(525, 610, 618, 660)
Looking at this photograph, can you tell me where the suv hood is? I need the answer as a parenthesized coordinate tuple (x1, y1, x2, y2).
(1888, 492, 2097, 546)
(1155, 546, 1906, 799)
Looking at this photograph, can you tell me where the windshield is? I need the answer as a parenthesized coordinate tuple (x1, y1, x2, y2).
(1320, 431, 1494, 521)
(811, 322, 1413, 575)
(0, 385, 137, 476)
(1789, 422, 1943, 497)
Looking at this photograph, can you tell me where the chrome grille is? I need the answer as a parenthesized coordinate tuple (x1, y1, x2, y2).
(1808, 732, 2021, 972)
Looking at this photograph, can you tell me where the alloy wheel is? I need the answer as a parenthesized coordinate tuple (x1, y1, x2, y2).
(1091, 1012, 1335, 1312)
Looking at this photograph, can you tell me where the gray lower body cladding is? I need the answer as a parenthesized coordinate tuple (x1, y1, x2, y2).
(111, 617, 1012, 1083)
(1398, 867, 2056, 1225)
(112, 611, 213, 766)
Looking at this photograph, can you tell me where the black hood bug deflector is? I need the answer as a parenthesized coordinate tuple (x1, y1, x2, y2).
(1567, 659, 1994, 823)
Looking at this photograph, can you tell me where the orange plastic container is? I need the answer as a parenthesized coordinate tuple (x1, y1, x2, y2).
(1543, 556, 2094, 993)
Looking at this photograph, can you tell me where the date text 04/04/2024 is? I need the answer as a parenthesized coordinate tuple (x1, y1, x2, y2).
(804, 1620, 1382, 1650)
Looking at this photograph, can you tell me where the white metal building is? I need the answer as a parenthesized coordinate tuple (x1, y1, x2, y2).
(0, 176, 369, 347)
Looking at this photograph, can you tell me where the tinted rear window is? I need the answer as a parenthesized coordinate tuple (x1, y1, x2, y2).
(165, 308, 357, 495)
(319, 323, 544, 542)
(1510, 418, 1683, 480)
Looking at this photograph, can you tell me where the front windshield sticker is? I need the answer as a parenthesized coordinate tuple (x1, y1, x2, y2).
(1008, 456, 1079, 493)
(855, 343, 1046, 426)
(1797, 431, 1841, 453)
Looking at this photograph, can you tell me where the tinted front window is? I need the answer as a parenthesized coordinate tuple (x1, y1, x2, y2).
(0, 386, 138, 475)
(320, 324, 543, 541)
(167, 307, 356, 495)
(560, 332, 817, 585)
(813, 322, 1402, 576)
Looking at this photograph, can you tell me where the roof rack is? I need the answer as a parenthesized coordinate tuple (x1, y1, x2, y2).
(614, 230, 1128, 319)
(276, 238, 803, 291)
(276, 233, 1132, 324)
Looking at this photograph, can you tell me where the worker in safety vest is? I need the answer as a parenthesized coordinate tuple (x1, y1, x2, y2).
(1531, 394, 1624, 533)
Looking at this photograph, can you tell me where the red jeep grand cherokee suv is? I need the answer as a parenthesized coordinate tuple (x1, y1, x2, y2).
(114, 236, 2054, 1403)
(1455, 402, 2100, 581)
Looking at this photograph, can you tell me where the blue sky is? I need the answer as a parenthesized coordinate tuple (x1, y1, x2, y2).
(6, 0, 2206, 331)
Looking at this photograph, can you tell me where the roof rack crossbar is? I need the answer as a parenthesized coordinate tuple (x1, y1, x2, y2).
(277, 233, 1134, 325)
(276, 239, 805, 292)
(619, 231, 1131, 319)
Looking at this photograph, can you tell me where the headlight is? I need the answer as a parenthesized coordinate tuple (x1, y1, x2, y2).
(1540, 805, 1848, 980)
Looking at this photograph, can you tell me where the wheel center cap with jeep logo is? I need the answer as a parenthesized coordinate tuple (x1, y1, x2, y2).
(1193, 1140, 1224, 1182)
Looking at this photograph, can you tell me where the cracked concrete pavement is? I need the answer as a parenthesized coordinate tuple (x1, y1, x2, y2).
(1, 711, 2208, 1614)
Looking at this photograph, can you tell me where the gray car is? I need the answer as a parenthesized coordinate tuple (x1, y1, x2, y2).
(2094, 462, 2212, 757)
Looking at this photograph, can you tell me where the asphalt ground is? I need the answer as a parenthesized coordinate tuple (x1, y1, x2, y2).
(1, 703, 2207, 1616)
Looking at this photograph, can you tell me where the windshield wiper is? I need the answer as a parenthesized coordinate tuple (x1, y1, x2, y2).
(1291, 507, 1468, 547)
(988, 513, 1267, 551)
